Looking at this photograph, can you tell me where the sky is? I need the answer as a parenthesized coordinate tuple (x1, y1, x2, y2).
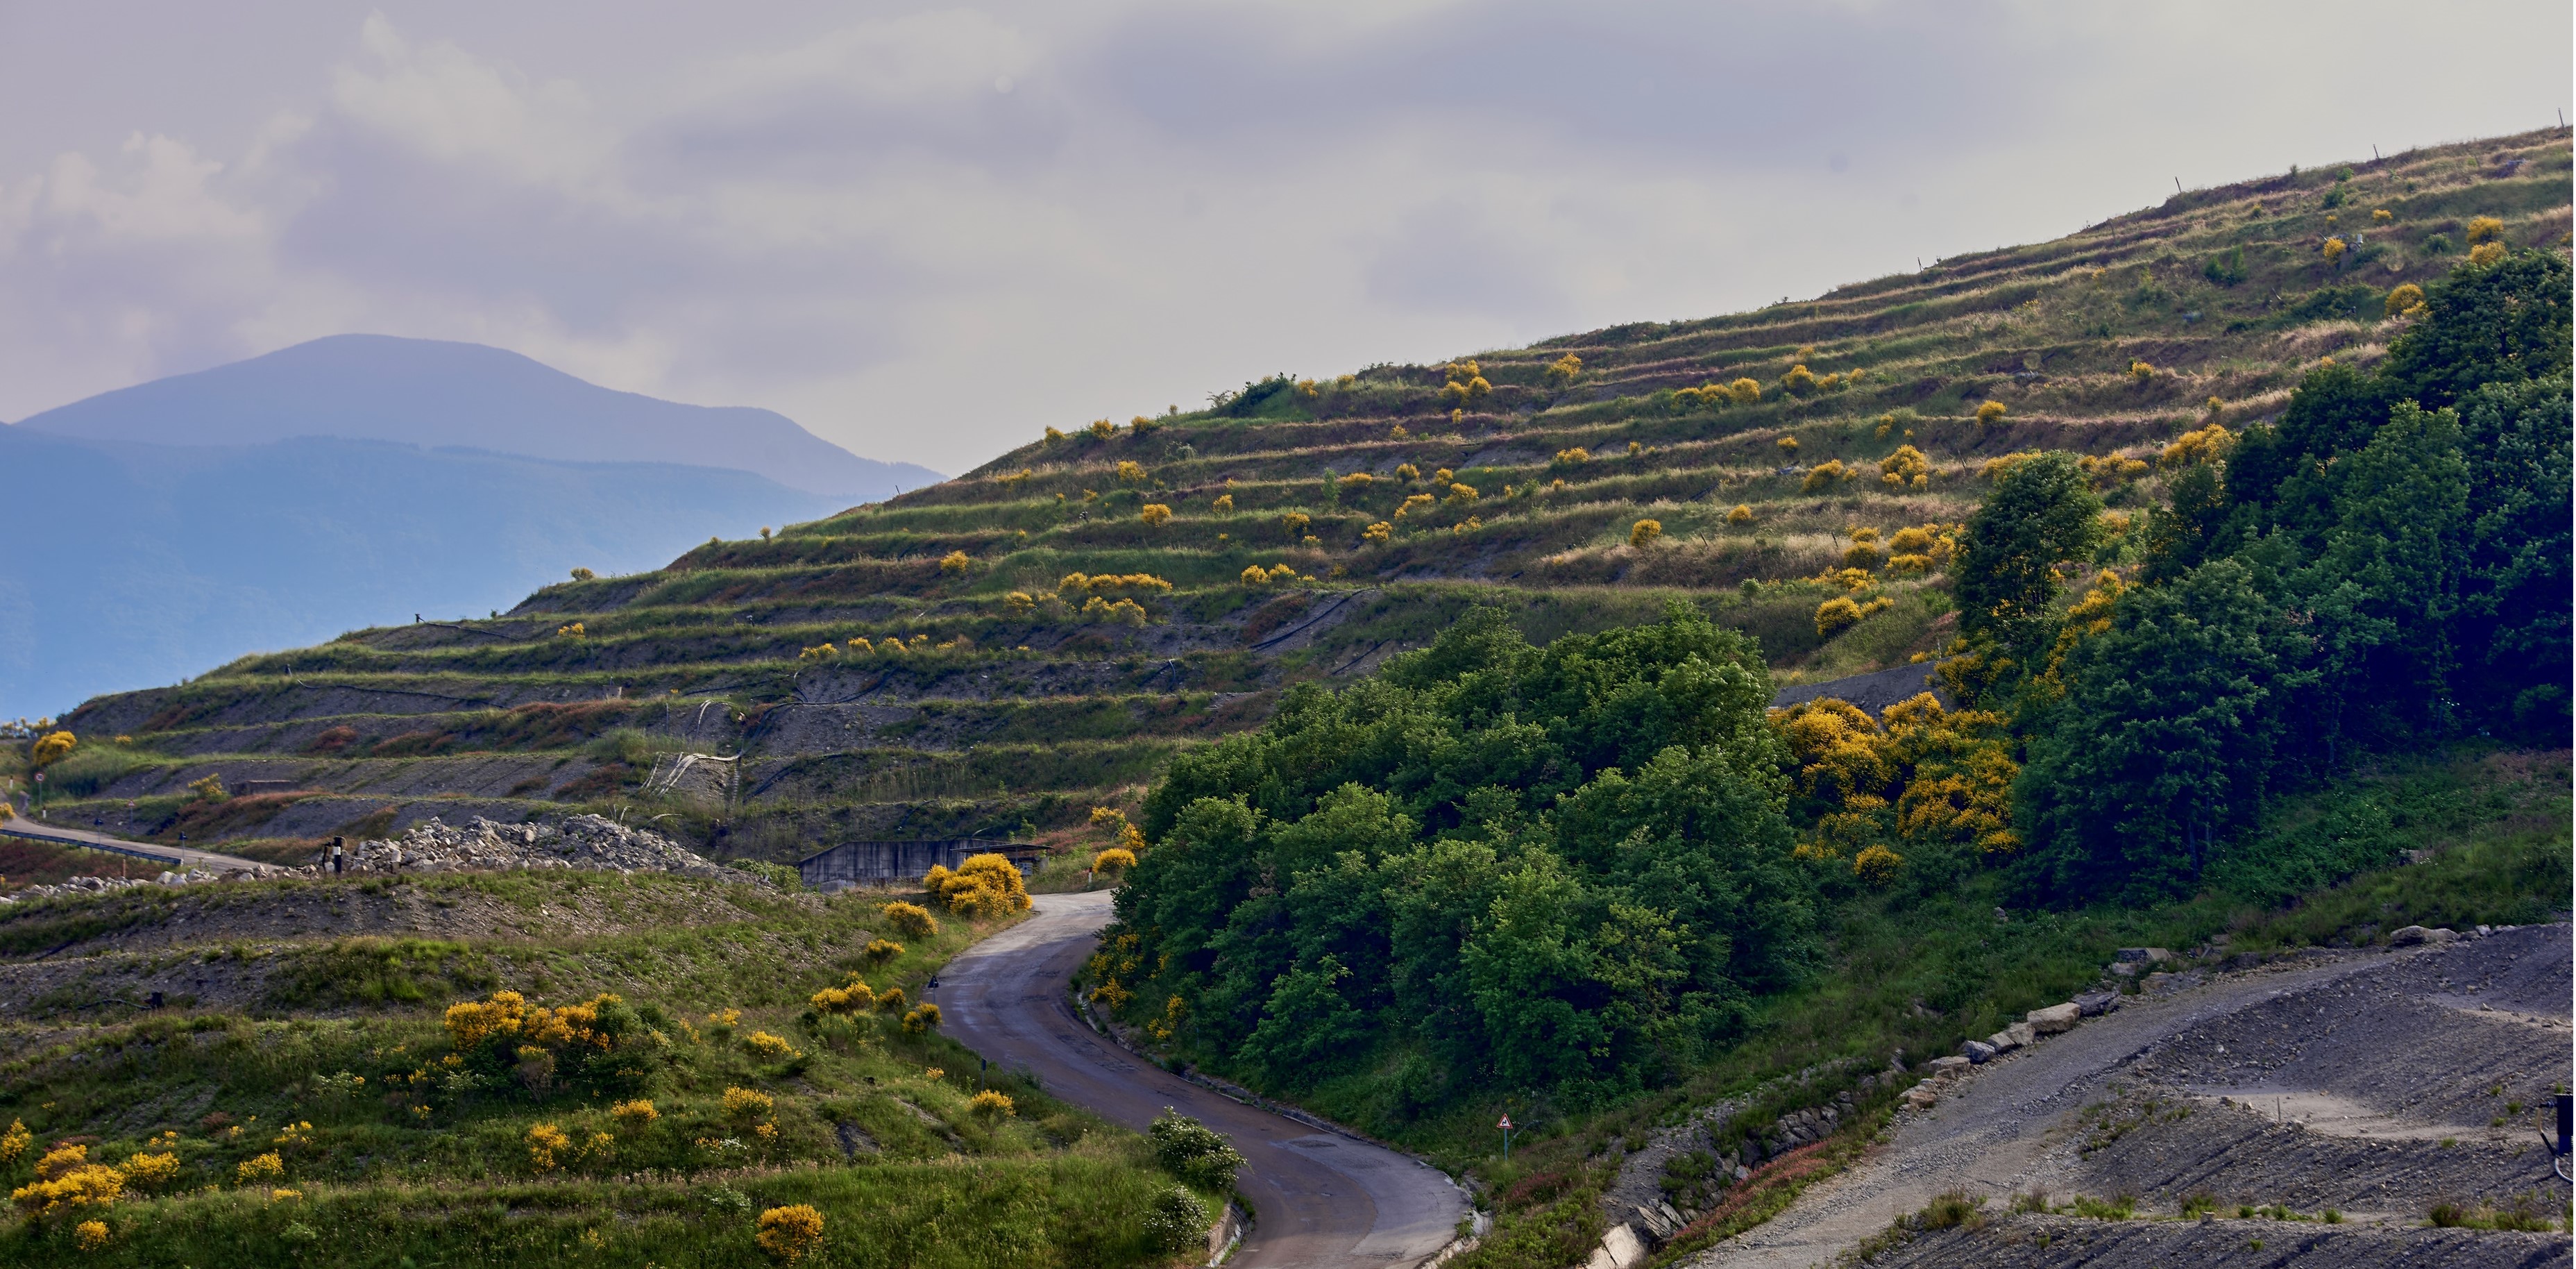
(1, 1, 2566, 475)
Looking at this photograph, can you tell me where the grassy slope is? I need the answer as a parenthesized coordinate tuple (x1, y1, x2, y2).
(37, 129, 2568, 877)
(0, 873, 1205, 1267)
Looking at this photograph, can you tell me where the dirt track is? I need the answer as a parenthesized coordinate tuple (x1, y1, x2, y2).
(1690, 925, 2574, 1268)
(935, 891, 1468, 1269)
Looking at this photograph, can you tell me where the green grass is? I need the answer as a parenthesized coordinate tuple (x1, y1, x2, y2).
(0, 874, 1212, 1267)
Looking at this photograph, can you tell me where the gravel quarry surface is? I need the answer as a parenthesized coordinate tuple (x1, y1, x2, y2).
(1686, 924, 2574, 1269)
(1844, 1211, 2568, 1268)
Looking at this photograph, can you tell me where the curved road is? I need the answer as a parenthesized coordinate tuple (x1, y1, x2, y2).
(938, 891, 1466, 1268)
(1, 811, 271, 873)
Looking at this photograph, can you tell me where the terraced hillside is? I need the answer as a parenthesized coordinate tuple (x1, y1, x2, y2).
(46, 128, 2574, 869)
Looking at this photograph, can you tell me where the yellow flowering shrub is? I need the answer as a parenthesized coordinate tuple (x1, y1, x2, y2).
(0, 1119, 28, 1163)
(2383, 283, 2424, 317)
(2321, 236, 2346, 264)
(744, 1031, 802, 1061)
(1337, 471, 1375, 488)
(1092, 847, 1137, 872)
(798, 644, 838, 661)
(1802, 460, 1847, 493)
(1727, 504, 1754, 525)
(922, 853, 1033, 918)
(880, 901, 939, 939)
(903, 1003, 942, 1034)
(525, 1124, 571, 1171)
(1139, 503, 1172, 526)
(1212, 493, 1235, 512)
(1727, 378, 1763, 403)
(1776, 435, 1799, 454)
(1879, 445, 1929, 488)
(1975, 401, 2007, 426)
(1852, 845, 1904, 886)
(2466, 215, 2504, 244)
(1444, 482, 1478, 505)
(968, 1090, 1016, 1118)
(1883, 694, 2022, 857)
(612, 1100, 660, 1131)
(1090, 419, 1116, 439)
(1842, 539, 1886, 571)
(1115, 460, 1148, 483)
(1781, 364, 1819, 395)
(723, 1087, 775, 1123)
(236, 1152, 285, 1185)
(1391, 493, 1436, 519)
(28, 731, 75, 766)
(1395, 462, 1420, 481)
(1552, 447, 1590, 468)
(810, 977, 877, 1014)
(757, 1204, 827, 1264)
(862, 937, 904, 963)
(2371, 208, 2392, 224)
(1362, 521, 1393, 544)
(1543, 353, 1583, 384)
(2160, 423, 2233, 469)
(1280, 511, 1310, 536)
(938, 551, 971, 574)
(1772, 698, 1890, 803)
(2469, 241, 2505, 266)
(1815, 596, 1865, 639)
(74, 1219, 110, 1250)
(1629, 519, 1661, 548)
(557, 622, 586, 640)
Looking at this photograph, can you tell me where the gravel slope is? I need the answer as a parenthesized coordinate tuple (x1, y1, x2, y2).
(1688, 925, 2574, 1268)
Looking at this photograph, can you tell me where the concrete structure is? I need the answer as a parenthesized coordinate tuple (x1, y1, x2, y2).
(796, 839, 1047, 892)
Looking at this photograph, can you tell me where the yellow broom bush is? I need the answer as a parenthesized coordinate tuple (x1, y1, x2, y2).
(1629, 519, 1662, 548)
(1776, 435, 1799, 454)
(1975, 400, 2007, 425)
(1092, 847, 1137, 872)
(1543, 352, 1584, 384)
(1852, 844, 1904, 886)
(611, 1100, 660, 1132)
(1727, 378, 1763, 403)
(922, 853, 1033, 917)
(1139, 503, 1172, 526)
(969, 1090, 1017, 1118)
(939, 551, 971, 574)
(1802, 460, 1847, 493)
(1090, 419, 1116, 439)
(757, 1205, 826, 1264)
(880, 902, 939, 939)
(2384, 283, 2425, 317)
(2466, 215, 2504, 244)
(1552, 447, 1590, 468)
(1115, 460, 1148, 483)
(2469, 241, 2506, 266)
(1280, 511, 1310, 536)
(1212, 493, 1234, 512)
(1879, 444, 1929, 488)
(2160, 423, 2234, 468)
(1727, 504, 1754, 524)
(1362, 521, 1392, 544)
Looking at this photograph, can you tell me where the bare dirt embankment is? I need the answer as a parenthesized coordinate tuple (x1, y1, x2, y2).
(1687, 925, 2573, 1269)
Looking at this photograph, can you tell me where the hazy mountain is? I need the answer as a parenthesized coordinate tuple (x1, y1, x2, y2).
(12, 335, 941, 501)
(0, 428, 845, 721)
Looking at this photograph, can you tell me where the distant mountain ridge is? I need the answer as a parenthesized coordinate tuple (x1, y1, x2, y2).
(12, 334, 941, 501)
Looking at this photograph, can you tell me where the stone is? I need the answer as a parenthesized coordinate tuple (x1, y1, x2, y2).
(1631, 1204, 1673, 1240)
(1905, 1086, 1939, 1109)
(2074, 991, 2119, 1017)
(1961, 1040, 1997, 1064)
(1658, 1201, 1686, 1230)
(2026, 1002, 2081, 1034)
(1985, 1027, 2022, 1054)
(1601, 1222, 1648, 1266)
(2388, 925, 2458, 947)
(2114, 947, 2173, 964)
(1928, 1054, 1971, 1076)
(1586, 1246, 1619, 1269)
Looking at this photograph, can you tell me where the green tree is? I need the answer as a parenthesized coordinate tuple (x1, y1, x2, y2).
(2016, 560, 2310, 902)
(1952, 453, 2104, 673)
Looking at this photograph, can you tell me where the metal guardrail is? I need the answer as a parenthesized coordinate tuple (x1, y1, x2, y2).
(0, 819, 196, 869)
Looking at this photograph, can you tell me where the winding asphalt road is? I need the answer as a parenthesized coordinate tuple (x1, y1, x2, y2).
(0, 811, 271, 873)
(937, 890, 1467, 1268)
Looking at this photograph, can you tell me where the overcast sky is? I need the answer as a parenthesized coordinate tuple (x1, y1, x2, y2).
(1, 2, 2566, 473)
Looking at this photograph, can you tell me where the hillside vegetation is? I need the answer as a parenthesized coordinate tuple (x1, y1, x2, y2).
(37, 130, 2568, 877)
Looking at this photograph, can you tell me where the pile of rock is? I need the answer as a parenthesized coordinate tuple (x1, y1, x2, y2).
(0, 874, 156, 902)
(316, 814, 761, 883)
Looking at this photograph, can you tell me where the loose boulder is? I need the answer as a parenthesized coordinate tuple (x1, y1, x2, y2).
(2026, 1002, 2081, 1034)
(1961, 1039, 1998, 1064)
(2387, 925, 2459, 948)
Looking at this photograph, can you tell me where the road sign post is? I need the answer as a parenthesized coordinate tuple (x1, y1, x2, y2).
(1498, 1114, 1514, 1162)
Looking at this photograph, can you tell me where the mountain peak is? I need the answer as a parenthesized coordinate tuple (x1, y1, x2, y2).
(12, 334, 939, 501)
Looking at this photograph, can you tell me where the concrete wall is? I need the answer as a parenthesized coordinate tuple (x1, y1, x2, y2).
(797, 839, 1044, 892)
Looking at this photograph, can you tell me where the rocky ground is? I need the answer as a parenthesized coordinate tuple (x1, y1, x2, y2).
(1847, 1211, 2568, 1268)
(1684, 924, 2573, 1268)
(323, 813, 763, 880)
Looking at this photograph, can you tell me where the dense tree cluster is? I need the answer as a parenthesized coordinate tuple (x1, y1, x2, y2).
(1104, 605, 1813, 1106)
(2010, 251, 2570, 902)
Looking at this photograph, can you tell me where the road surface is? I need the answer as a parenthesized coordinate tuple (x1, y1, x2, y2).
(938, 890, 1467, 1268)
(0, 812, 273, 874)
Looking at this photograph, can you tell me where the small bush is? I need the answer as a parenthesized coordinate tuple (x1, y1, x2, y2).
(2384, 283, 2425, 316)
(1629, 520, 1663, 548)
(1151, 1110, 1246, 1190)
(568, 566, 595, 582)
(1093, 847, 1137, 873)
(557, 621, 586, 639)
(29, 731, 75, 766)
(881, 902, 940, 939)
(74, 1219, 110, 1250)
(1727, 504, 1754, 524)
(2321, 236, 2347, 264)
(1144, 1186, 1208, 1252)
(922, 854, 1033, 918)
(1802, 460, 1848, 493)
(902, 1003, 941, 1033)
(1280, 511, 1310, 537)
(1552, 447, 1591, 469)
(1115, 460, 1148, 484)
(1362, 521, 1392, 544)
(1853, 845, 1904, 886)
(1976, 401, 2007, 425)
(745, 1030, 804, 1061)
(756, 1204, 827, 1264)
(2469, 241, 2506, 266)
(969, 1090, 1016, 1118)
(1090, 419, 1116, 439)
(938, 551, 971, 575)
(1543, 353, 1583, 385)
(1777, 435, 1799, 454)
(237, 1152, 285, 1185)
(1139, 503, 1172, 526)
(2466, 215, 2504, 244)
(611, 1100, 659, 1132)
(1212, 493, 1234, 512)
